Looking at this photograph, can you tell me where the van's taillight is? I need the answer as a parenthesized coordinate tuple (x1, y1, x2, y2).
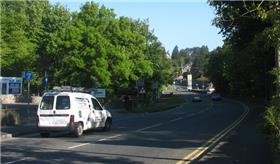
(70, 115, 74, 123)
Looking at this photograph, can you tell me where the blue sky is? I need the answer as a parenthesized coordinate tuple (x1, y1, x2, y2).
(50, 0, 224, 53)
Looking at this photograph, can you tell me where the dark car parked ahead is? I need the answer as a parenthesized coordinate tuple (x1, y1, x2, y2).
(192, 96, 202, 102)
(211, 93, 222, 101)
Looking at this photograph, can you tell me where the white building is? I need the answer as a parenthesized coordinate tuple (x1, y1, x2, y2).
(182, 64, 191, 73)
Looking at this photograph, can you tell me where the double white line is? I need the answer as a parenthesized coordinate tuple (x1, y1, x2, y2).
(177, 101, 250, 164)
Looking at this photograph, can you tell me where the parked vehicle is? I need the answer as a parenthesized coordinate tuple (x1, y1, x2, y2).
(37, 88, 112, 137)
(211, 93, 222, 101)
(192, 96, 202, 102)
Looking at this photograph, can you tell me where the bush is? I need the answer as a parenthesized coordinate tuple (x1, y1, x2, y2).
(264, 105, 280, 163)
(264, 68, 280, 164)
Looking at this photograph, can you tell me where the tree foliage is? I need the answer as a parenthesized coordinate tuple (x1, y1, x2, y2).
(208, 3, 280, 162)
(1, 1, 173, 96)
(171, 45, 179, 59)
(207, 1, 278, 97)
(171, 46, 209, 79)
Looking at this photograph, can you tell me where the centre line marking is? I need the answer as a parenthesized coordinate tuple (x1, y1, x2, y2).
(6, 157, 29, 164)
(135, 123, 163, 132)
(97, 134, 122, 142)
(68, 143, 90, 149)
(170, 117, 183, 122)
(177, 100, 249, 164)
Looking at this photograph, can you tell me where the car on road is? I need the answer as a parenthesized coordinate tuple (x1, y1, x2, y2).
(37, 87, 112, 137)
(192, 96, 202, 102)
(211, 93, 222, 101)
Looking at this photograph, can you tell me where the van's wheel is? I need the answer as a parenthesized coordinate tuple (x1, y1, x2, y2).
(40, 132, 50, 137)
(74, 122, 83, 137)
(103, 119, 111, 131)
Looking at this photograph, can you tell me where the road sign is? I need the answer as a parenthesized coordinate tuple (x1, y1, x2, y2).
(91, 89, 106, 98)
(24, 71, 33, 80)
(136, 80, 144, 87)
(139, 87, 146, 94)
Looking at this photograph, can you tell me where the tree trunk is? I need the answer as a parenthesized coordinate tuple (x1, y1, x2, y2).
(276, 43, 280, 110)
(277, 43, 280, 68)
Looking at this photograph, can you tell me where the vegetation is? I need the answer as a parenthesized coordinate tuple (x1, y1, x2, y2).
(1, 1, 173, 97)
(171, 45, 209, 79)
(208, 1, 280, 163)
(132, 95, 185, 113)
(264, 68, 280, 163)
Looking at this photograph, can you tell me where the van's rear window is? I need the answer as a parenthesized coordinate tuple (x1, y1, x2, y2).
(40, 96, 54, 110)
(56, 96, 70, 110)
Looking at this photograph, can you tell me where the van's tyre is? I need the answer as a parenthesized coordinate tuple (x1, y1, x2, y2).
(103, 119, 111, 131)
(74, 122, 83, 137)
(40, 133, 50, 137)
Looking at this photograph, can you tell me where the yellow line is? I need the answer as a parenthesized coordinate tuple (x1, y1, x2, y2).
(177, 100, 249, 164)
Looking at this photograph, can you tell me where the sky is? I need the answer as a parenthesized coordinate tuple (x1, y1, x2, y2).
(49, 0, 224, 53)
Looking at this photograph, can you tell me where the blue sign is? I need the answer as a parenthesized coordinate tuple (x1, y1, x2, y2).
(91, 89, 106, 98)
(9, 79, 21, 83)
(24, 71, 32, 80)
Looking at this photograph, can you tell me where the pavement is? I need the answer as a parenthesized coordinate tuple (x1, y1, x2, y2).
(1, 124, 38, 139)
(196, 100, 272, 164)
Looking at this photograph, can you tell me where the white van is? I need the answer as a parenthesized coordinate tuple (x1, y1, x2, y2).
(37, 91, 112, 137)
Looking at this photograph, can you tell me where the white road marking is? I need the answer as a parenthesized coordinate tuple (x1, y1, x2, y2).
(177, 100, 249, 164)
(6, 157, 28, 164)
(21, 133, 38, 138)
(135, 123, 163, 132)
(169, 117, 183, 122)
(68, 134, 123, 149)
(97, 134, 122, 142)
(68, 143, 90, 149)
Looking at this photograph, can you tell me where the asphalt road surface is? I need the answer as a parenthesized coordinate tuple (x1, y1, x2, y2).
(1, 91, 268, 164)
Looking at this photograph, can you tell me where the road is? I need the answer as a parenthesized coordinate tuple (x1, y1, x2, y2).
(1, 92, 255, 164)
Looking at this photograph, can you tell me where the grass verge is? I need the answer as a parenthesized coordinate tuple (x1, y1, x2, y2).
(132, 95, 185, 113)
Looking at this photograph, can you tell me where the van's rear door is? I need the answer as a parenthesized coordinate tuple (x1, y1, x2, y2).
(52, 95, 71, 126)
(38, 95, 55, 127)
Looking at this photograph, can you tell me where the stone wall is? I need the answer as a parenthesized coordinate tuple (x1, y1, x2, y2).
(0, 104, 38, 127)
(0, 109, 21, 126)
(0, 95, 41, 104)
(0, 95, 16, 104)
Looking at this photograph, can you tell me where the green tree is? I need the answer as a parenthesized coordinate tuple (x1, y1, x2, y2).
(191, 46, 209, 78)
(1, 1, 173, 98)
(171, 45, 179, 59)
(208, 1, 276, 97)
(1, 1, 34, 76)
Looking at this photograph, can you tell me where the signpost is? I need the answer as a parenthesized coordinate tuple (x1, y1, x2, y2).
(152, 81, 159, 101)
(24, 71, 32, 104)
(44, 71, 48, 91)
(24, 71, 33, 80)
(136, 80, 144, 88)
(136, 80, 145, 107)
